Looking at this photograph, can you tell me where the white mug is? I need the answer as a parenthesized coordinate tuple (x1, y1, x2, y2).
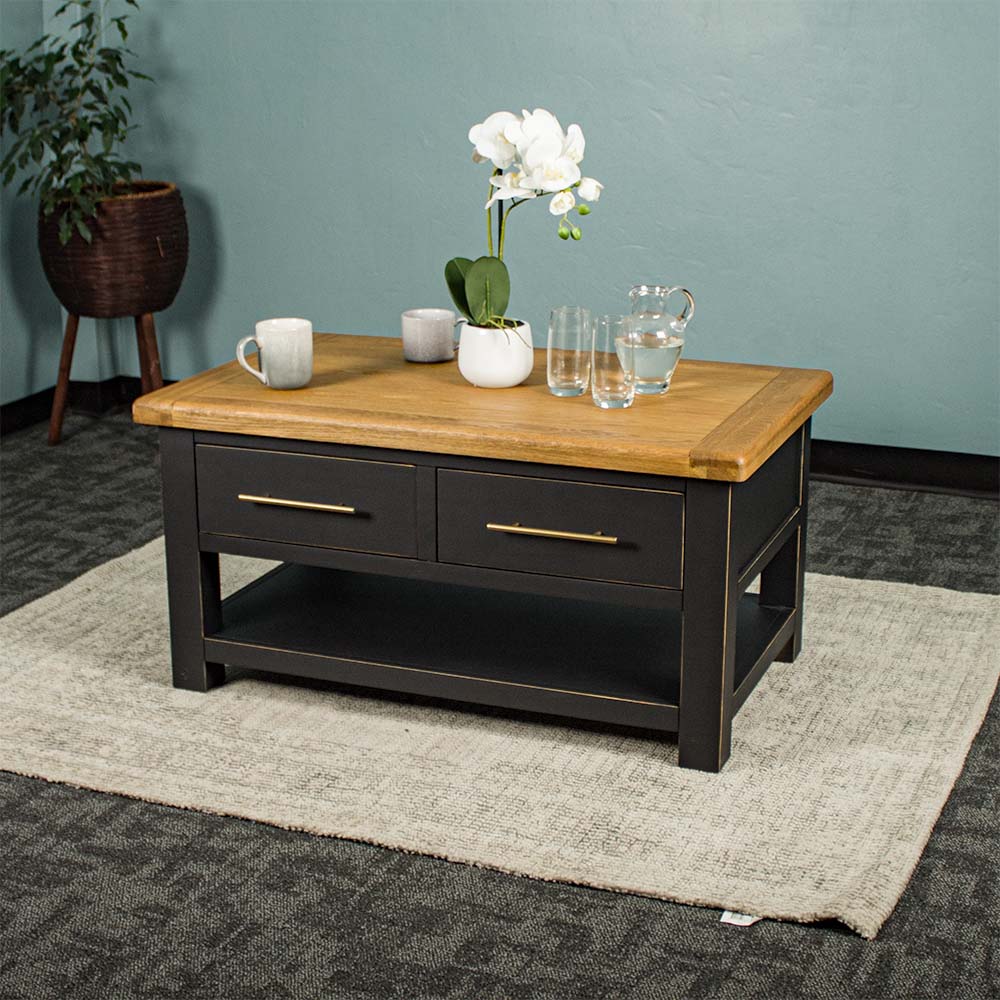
(401, 308, 460, 363)
(237, 318, 313, 389)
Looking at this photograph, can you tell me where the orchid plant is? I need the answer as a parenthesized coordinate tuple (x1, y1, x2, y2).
(446, 108, 604, 330)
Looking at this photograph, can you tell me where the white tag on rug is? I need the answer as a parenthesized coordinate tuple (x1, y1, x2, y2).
(720, 910, 762, 926)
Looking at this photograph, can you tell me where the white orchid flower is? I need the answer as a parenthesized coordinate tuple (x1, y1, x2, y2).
(504, 108, 564, 159)
(503, 108, 584, 194)
(549, 190, 575, 216)
(520, 156, 581, 194)
(578, 177, 604, 202)
(564, 124, 585, 164)
(468, 111, 520, 169)
(485, 170, 537, 209)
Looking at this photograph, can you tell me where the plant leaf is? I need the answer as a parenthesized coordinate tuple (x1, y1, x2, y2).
(2, 0, 146, 220)
(465, 256, 510, 327)
(444, 257, 474, 322)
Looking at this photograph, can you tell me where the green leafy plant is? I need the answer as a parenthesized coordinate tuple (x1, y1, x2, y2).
(0, 0, 150, 244)
(446, 255, 511, 328)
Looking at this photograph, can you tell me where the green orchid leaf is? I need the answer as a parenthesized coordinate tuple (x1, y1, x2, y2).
(445, 256, 474, 321)
(465, 256, 509, 327)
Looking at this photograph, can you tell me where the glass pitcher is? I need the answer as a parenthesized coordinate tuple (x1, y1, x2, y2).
(627, 284, 695, 395)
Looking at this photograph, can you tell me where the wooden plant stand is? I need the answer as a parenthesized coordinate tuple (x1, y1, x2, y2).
(49, 311, 163, 445)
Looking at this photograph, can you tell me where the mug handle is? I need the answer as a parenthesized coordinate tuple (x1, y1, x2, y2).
(237, 335, 268, 385)
(665, 287, 695, 326)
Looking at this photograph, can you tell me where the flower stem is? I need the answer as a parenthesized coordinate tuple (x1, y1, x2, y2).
(498, 198, 528, 260)
(496, 198, 503, 259)
(486, 171, 498, 256)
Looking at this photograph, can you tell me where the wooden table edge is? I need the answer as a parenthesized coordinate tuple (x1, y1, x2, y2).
(688, 368, 834, 481)
(132, 357, 244, 426)
(132, 336, 834, 482)
(131, 401, 704, 478)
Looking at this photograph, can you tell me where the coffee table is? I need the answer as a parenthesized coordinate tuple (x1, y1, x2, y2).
(134, 334, 832, 771)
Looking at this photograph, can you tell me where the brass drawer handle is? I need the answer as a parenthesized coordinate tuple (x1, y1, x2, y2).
(486, 521, 618, 545)
(237, 493, 357, 515)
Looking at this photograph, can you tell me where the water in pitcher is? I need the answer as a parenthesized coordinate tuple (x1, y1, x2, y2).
(616, 331, 685, 394)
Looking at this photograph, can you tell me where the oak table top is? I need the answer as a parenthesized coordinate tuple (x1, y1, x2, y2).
(133, 334, 832, 481)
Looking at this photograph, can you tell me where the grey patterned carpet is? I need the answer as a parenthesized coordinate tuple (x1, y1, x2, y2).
(1, 409, 998, 999)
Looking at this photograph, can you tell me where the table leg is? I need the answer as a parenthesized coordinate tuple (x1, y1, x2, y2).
(159, 427, 226, 692)
(760, 419, 810, 662)
(678, 479, 738, 772)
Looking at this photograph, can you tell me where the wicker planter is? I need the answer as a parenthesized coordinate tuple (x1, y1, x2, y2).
(37, 180, 188, 318)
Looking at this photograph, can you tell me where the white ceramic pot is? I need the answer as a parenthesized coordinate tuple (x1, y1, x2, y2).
(457, 321, 534, 388)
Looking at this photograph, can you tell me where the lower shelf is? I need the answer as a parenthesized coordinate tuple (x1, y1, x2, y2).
(205, 563, 792, 732)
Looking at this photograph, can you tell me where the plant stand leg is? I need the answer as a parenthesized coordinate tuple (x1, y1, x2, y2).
(134, 316, 152, 395)
(48, 313, 80, 446)
(137, 312, 164, 391)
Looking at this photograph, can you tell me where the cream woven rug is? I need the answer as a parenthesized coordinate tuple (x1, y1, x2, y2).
(1, 539, 997, 939)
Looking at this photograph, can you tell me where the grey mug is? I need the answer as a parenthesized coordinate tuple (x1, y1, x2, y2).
(237, 318, 313, 389)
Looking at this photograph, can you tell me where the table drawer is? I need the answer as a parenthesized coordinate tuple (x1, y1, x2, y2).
(437, 470, 683, 588)
(196, 445, 417, 556)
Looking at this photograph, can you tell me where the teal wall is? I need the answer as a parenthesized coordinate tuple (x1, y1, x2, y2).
(3, 0, 998, 455)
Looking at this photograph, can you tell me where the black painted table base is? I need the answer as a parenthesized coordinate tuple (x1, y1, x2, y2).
(159, 420, 810, 772)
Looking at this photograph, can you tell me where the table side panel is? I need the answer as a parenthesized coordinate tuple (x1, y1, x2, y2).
(730, 429, 803, 576)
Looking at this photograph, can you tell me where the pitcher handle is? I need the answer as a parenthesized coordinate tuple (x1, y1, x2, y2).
(237, 335, 268, 385)
(664, 287, 695, 327)
(454, 316, 467, 353)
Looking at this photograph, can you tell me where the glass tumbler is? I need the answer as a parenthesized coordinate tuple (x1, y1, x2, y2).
(547, 306, 592, 396)
(592, 315, 635, 409)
